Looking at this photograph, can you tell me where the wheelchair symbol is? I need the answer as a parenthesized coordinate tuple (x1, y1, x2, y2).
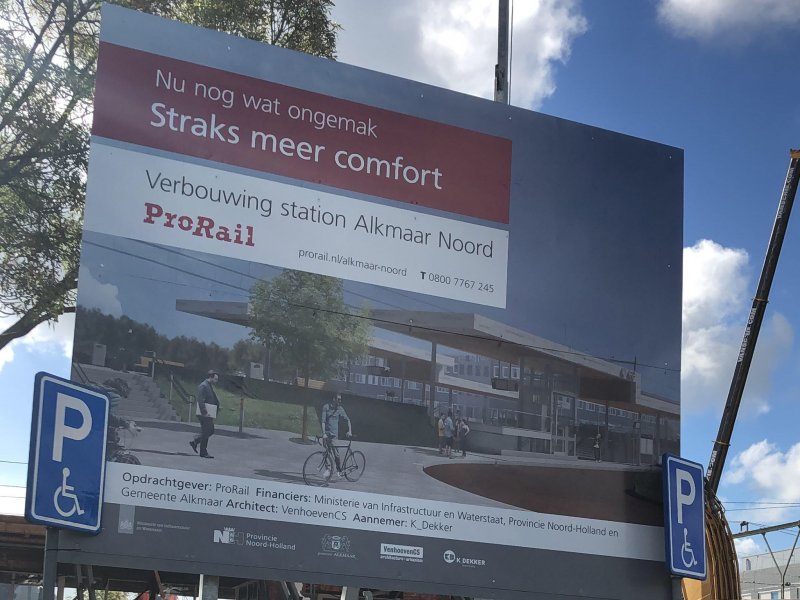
(53, 467, 85, 518)
(681, 527, 698, 568)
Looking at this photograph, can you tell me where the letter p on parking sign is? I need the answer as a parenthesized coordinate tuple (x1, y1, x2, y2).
(25, 372, 109, 534)
(663, 454, 706, 579)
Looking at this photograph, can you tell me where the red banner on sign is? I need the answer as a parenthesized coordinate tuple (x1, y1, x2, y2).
(92, 43, 511, 224)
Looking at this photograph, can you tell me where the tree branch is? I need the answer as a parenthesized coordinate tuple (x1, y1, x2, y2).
(0, 265, 77, 351)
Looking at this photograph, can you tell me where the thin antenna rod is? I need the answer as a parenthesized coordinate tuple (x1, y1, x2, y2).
(494, 0, 510, 104)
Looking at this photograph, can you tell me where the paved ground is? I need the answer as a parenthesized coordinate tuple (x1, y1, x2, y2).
(119, 419, 661, 521)
(426, 463, 663, 526)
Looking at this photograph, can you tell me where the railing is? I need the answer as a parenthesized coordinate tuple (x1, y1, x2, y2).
(433, 401, 552, 432)
(72, 362, 91, 385)
(481, 408, 550, 431)
(169, 373, 195, 422)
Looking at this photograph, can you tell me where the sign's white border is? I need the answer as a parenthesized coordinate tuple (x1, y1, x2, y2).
(105, 463, 665, 561)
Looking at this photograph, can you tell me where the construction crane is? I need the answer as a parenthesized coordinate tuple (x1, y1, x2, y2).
(683, 149, 800, 600)
(707, 149, 800, 490)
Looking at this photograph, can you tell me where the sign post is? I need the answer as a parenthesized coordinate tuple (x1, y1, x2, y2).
(26, 372, 110, 534)
(663, 454, 707, 580)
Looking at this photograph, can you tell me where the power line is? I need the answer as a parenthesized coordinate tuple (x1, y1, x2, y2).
(127, 238, 452, 312)
(726, 501, 800, 505)
(727, 506, 800, 512)
(84, 238, 681, 373)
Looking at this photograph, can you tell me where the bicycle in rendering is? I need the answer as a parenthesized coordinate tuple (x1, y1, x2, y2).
(303, 435, 365, 486)
(106, 421, 141, 464)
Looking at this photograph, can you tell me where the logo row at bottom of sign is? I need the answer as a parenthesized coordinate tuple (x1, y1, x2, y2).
(207, 524, 485, 567)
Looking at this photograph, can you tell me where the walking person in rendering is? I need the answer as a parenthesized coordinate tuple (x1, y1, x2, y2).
(437, 412, 446, 455)
(321, 393, 353, 478)
(456, 415, 470, 457)
(190, 370, 220, 459)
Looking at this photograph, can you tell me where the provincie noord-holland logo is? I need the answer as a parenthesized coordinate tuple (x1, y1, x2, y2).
(214, 526, 245, 545)
(213, 526, 295, 550)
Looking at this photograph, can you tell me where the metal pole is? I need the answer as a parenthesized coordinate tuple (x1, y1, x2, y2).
(760, 528, 800, 599)
(340, 587, 359, 600)
(494, 0, 509, 104)
(86, 565, 97, 600)
(74, 565, 84, 600)
(429, 342, 438, 418)
(671, 576, 683, 600)
(707, 150, 800, 492)
(199, 574, 219, 600)
(42, 528, 59, 600)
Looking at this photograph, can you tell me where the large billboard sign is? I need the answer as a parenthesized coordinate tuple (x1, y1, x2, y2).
(57, 5, 683, 599)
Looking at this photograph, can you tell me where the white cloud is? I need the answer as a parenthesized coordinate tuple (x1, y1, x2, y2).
(734, 536, 764, 559)
(0, 486, 24, 516)
(0, 334, 14, 374)
(657, 0, 800, 40)
(333, 0, 587, 108)
(682, 240, 749, 332)
(724, 440, 800, 523)
(0, 311, 74, 375)
(681, 240, 793, 414)
(18, 312, 75, 358)
(0, 263, 123, 374)
(727, 440, 800, 500)
(77, 264, 122, 317)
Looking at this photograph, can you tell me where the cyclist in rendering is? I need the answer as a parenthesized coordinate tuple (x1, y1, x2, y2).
(321, 393, 353, 477)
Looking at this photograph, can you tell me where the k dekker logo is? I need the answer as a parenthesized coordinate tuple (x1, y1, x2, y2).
(442, 549, 486, 568)
(213, 526, 245, 545)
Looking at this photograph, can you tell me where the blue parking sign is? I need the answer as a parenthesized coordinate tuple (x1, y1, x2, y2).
(663, 454, 706, 579)
(26, 372, 109, 534)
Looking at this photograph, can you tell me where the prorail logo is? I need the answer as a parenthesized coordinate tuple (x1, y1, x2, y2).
(443, 549, 486, 568)
(143, 202, 255, 247)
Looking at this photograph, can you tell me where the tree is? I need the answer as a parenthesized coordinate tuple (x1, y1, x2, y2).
(228, 338, 267, 374)
(0, 0, 99, 349)
(249, 270, 370, 439)
(0, 0, 338, 351)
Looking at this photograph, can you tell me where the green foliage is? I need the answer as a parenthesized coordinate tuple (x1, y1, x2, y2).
(0, 0, 338, 351)
(164, 374, 321, 434)
(249, 270, 371, 384)
(228, 338, 266, 373)
(0, 0, 100, 348)
(142, 0, 339, 58)
(74, 306, 234, 373)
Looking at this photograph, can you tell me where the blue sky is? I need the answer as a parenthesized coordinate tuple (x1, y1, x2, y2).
(2, 0, 800, 557)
